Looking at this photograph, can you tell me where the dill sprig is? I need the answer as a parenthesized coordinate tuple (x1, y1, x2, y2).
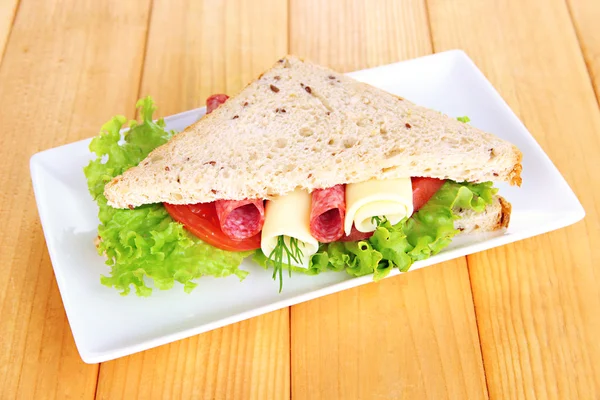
(370, 215, 387, 227)
(267, 236, 304, 292)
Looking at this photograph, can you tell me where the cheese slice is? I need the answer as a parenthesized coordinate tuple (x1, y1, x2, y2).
(344, 178, 414, 235)
(261, 189, 319, 268)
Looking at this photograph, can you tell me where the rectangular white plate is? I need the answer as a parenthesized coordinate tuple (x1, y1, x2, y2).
(30, 50, 584, 363)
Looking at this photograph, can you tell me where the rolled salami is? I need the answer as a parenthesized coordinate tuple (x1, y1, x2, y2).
(309, 185, 346, 243)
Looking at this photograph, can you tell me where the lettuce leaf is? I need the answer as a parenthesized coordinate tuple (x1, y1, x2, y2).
(256, 180, 497, 280)
(84, 97, 250, 296)
(404, 181, 496, 261)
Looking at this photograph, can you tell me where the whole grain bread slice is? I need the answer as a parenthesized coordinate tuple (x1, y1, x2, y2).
(105, 56, 522, 209)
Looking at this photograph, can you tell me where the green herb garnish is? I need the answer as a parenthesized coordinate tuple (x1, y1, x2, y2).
(457, 116, 471, 123)
(266, 236, 305, 292)
(370, 215, 387, 226)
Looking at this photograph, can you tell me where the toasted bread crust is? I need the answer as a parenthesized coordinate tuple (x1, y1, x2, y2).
(508, 147, 523, 186)
(497, 196, 512, 229)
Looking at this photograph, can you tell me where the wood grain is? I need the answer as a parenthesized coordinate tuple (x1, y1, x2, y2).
(96, 310, 289, 400)
(0, 0, 18, 63)
(139, 0, 288, 117)
(567, 0, 600, 102)
(290, 0, 431, 72)
(95, 1, 290, 399)
(289, 1, 488, 398)
(292, 260, 488, 400)
(0, 0, 151, 397)
(428, 0, 600, 398)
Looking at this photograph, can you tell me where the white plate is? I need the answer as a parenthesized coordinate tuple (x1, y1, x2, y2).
(30, 50, 584, 363)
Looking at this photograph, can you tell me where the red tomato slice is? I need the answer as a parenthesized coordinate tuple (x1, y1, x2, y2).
(337, 225, 374, 242)
(412, 177, 446, 211)
(164, 202, 261, 252)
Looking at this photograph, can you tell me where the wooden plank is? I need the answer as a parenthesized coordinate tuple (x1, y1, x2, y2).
(428, 0, 600, 398)
(290, 0, 432, 72)
(0, 0, 18, 63)
(0, 0, 151, 398)
(292, 260, 488, 400)
(139, 0, 288, 117)
(567, 0, 600, 102)
(289, 1, 488, 398)
(96, 310, 289, 400)
(95, 1, 290, 399)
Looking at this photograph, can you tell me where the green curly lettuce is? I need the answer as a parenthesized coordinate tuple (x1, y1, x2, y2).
(84, 97, 250, 296)
(254, 181, 497, 282)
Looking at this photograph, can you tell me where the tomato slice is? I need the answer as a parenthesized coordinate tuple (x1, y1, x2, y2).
(412, 177, 446, 211)
(337, 225, 374, 242)
(164, 202, 261, 252)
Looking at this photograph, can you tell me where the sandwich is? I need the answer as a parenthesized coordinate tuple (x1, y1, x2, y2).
(85, 55, 521, 296)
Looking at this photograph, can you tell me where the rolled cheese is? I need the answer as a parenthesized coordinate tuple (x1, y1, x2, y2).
(261, 189, 319, 269)
(344, 178, 414, 235)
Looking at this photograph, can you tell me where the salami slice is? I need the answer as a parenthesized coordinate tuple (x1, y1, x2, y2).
(206, 94, 229, 114)
(206, 94, 265, 240)
(310, 185, 346, 243)
(215, 199, 265, 240)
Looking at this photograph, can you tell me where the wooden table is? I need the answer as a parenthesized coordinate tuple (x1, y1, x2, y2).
(1, 0, 599, 398)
